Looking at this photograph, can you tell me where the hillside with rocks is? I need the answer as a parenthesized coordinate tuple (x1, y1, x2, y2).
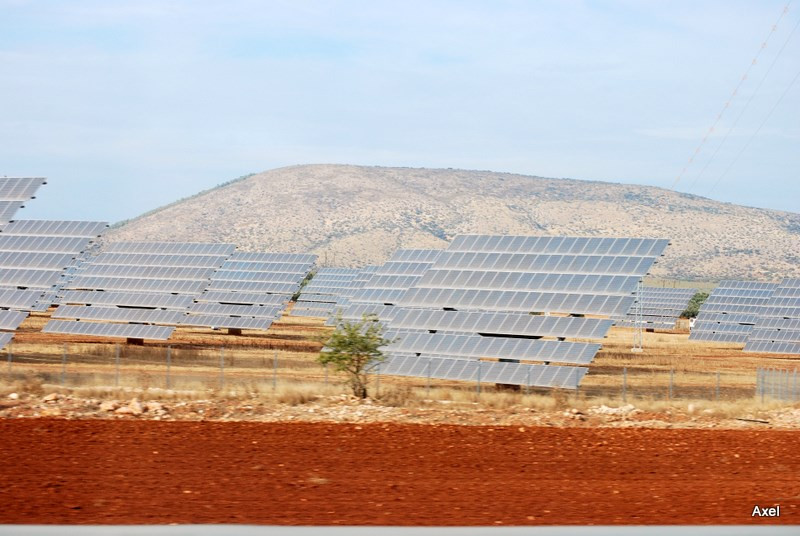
(108, 164, 800, 281)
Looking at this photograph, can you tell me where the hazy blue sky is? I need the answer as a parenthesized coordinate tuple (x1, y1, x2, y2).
(2, 0, 798, 223)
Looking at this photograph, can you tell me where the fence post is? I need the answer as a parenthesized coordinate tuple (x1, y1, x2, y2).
(219, 347, 225, 391)
(668, 368, 673, 401)
(715, 371, 720, 402)
(324, 362, 328, 386)
(272, 351, 278, 392)
(426, 359, 431, 397)
(526, 366, 531, 396)
(622, 366, 627, 403)
(476, 361, 482, 395)
(61, 344, 67, 387)
(166, 346, 172, 390)
(115, 344, 120, 388)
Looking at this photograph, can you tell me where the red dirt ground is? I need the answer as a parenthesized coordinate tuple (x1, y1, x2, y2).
(0, 420, 796, 526)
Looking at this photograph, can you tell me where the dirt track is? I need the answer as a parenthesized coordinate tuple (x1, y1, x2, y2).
(0, 420, 797, 525)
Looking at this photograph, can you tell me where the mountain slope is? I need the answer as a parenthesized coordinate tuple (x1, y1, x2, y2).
(108, 164, 800, 280)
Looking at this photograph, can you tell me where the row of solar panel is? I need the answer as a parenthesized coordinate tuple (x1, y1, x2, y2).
(447, 235, 669, 257)
(431, 252, 656, 275)
(379, 354, 587, 389)
(416, 271, 641, 295)
(383, 331, 600, 364)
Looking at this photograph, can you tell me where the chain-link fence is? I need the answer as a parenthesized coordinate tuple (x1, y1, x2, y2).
(756, 367, 799, 403)
(1, 341, 779, 405)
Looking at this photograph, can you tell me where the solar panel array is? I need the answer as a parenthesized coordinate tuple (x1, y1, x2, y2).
(0, 178, 47, 225)
(0, 217, 108, 350)
(689, 281, 779, 343)
(293, 267, 363, 317)
(327, 235, 669, 389)
(44, 242, 236, 341)
(612, 287, 698, 329)
(744, 278, 800, 354)
(184, 251, 316, 329)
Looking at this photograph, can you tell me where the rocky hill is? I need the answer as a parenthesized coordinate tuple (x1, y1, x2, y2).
(108, 164, 800, 281)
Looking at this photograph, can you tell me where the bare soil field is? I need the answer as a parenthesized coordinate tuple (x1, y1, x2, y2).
(0, 419, 796, 526)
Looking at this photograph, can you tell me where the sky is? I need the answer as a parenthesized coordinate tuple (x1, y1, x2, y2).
(1, 0, 798, 223)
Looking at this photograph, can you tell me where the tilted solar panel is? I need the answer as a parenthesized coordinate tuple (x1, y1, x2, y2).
(195, 291, 289, 306)
(186, 302, 282, 318)
(179, 315, 273, 330)
(90, 252, 230, 268)
(59, 290, 195, 309)
(51, 306, 187, 325)
(0, 310, 28, 331)
(43, 320, 175, 340)
(76, 264, 216, 280)
(447, 235, 670, 257)
(65, 276, 209, 294)
(0, 332, 14, 351)
(1, 220, 108, 237)
(0, 236, 91, 254)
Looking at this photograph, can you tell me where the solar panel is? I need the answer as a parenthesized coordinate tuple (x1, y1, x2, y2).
(417, 271, 640, 295)
(186, 302, 282, 318)
(179, 315, 273, 330)
(52, 306, 186, 325)
(691, 280, 779, 343)
(0, 332, 14, 350)
(388, 249, 445, 262)
(103, 242, 236, 255)
(0, 178, 47, 200)
(1, 220, 108, 237)
(90, 252, 230, 268)
(447, 236, 670, 257)
(383, 332, 600, 365)
(0, 236, 91, 253)
(0, 310, 28, 331)
(0, 289, 46, 309)
(65, 276, 209, 294)
(205, 280, 300, 294)
(388, 308, 613, 339)
(378, 355, 587, 389)
(0, 252, 79, 270)
(76, 265, 216, 280)
(59, 290, 195, 309)
(743, 278, 800, 354)
(216, 263, 314, 275)
(431, 252, 657, 276)
(0, 268, 64, 289)
(195, 291, 289, 306)
(612, 287, 697, 329)
(43, 319, 175, 340)
(212, 269, 311, 282)
(397, 288, 634, 316)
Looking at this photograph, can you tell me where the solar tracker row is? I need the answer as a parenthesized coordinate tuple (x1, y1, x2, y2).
(397, 288, 634, 316)
(690, 280, 780, 343)
(0, 289, 46, 309)
(383, 331, 600, 365)
(447, 235, 669, 257)
(431, 252, 657, 276)
(59, 290, 195, 309)
(0, 332, 13, 351)
(195, 291, 289, 306)
(378, 355, 587, 389)
(743, 278, 800, 354)
(1, 220, 107, 237)
(388, 309, 613, 339)
(0, 310, 29, 331)
(0, 252, 79, 270)
(0, 178, 47, 201)
(186, 302, 282, 318)
(212, 269, 310, 282)
(52, 306, 186, 325)
(417, 271, 640, 295)
(64, 276, 208, 295)
(205, 280, 300, 294)
(43, 319, 175, 340)
(0, 236, 91, 254)
(179, 315, 273, 330)
(90, 252, 230, 268)
(388, 249, 445, 263)
(0, 268, 63, 289)
(77, 264, 216, 280)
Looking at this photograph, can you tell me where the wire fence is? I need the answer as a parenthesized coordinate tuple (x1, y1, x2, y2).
(0, 343, 785, 404)
(756, 367, 799, 403)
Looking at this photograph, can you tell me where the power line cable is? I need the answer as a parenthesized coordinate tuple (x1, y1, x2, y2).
(670, 1, 793, 190)
(707, 66, 800, 196)
(688, 14, 800, 191)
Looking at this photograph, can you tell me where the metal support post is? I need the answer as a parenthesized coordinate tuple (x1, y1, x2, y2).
(166, 346, 172, 390)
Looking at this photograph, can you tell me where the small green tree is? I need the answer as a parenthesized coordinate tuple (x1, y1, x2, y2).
(682, 291, 709, 318)
(318, 314, 393, 399)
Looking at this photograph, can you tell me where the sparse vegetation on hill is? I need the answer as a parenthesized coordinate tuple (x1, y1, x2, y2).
(108, 164, 800, 280)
